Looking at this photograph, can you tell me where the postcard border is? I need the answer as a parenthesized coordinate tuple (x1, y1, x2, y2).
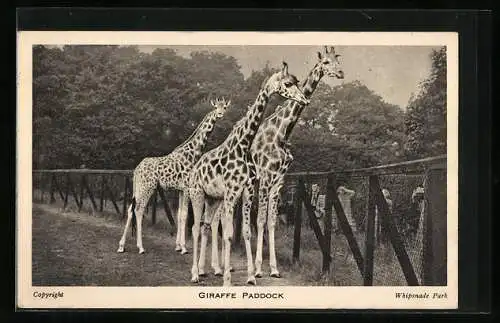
(17, 31, 459, 310)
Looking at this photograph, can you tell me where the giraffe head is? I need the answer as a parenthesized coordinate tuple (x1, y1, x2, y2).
(210, 97, 231, 118)
(317, 46, 344, 79)
(266, 62, 310, 105)
(337, 185, 355, 198)
(382, 188, 391, 201)
(411, 186, 425, 204)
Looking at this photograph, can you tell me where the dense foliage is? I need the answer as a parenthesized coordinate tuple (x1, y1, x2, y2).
(404, 47, 447, 159)
(33, 45, 446, 171)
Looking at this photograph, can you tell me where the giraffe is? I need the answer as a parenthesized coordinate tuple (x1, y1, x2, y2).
(201, 46, 344, 279)
(250, 46, 344, 278)
(187, 62, 309, 286)
(116, 97, 231, 254)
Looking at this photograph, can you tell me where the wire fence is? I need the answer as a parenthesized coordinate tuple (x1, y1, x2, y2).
(32, 154, 446, 286)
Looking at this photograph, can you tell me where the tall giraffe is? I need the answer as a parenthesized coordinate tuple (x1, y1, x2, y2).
(187, 62, 309, 286)
(250, 46, 344, 278)
(117, 97, 231, 254)
(199, 46, 345, 278)
(251, 46, 344, 278)
(201, 46, 344, 278)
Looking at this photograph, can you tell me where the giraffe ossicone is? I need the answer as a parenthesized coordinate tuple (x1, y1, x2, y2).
(188, 61, 309, 287)
(116, 97, 231, 255)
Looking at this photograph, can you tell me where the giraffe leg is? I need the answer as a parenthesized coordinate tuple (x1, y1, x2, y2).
(175, 192, 184, 252)
(217, 215, 234, 273)
(135, 202, 147, 254)
(210, 204, 223, 276)
(242, 185, 256, 285)
(198, 201, 209, 276)
(117, 203, 134, 253)
(178, 191, 189, 254)
(198, 223, 209, 277)
(255, 185, 269, 278)
(122, 184, 154, 254)
(190, 189, 205, 283)
(199, 200, 220, 276)
(220, 195, 237, 287)
(268, 179, 284, 278)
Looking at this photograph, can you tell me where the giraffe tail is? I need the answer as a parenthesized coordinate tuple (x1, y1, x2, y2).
(130, 197, 137, 237)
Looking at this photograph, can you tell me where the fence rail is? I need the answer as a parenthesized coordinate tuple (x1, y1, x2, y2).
(286, 154, 446, 178)
(32, 155, 447, 286)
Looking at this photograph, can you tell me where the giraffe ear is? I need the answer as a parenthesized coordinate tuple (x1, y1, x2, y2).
(210, 99, 215, 107)
(317, 51, 323, 60)
(281, 61, 289, 75)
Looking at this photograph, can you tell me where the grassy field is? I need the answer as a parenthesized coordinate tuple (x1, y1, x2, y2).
(32, 203, 303, 286)
(271, 223, 408, 286)
(32, 184, 417, 286)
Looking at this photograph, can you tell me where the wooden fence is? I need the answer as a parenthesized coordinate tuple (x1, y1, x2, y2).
(281, 154, 447, 286)
(32, 154, 446, 286)
(32, 169, 177, 232)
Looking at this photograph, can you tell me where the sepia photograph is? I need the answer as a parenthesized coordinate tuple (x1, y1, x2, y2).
(17, 31, 458, 309)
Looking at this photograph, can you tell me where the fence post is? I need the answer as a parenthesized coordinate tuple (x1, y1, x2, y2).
(102, 176, 120, 215)
(80, 174, 98, 212)
(299, 178, 331, 274)
(330, 177, 365, 275)
(49, 173, 56, 203)
(52, 173, 64, 202)
(122, 176, 129, 219)
(63, 174, 69, 208)
(422, 167, 447, 286)
(39, 172, 44, 203)
(322, 174, 335, 275)
(78, 174, 85, 212)
(292, 178, 303, 264)
(363, 175, 377, 286)
(371, 175, 419, 286)
(99, 175, 105, 212)
(66, 173, 82, 209)
(156, 186, 176, 232)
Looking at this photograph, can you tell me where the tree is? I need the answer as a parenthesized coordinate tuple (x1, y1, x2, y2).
(404, 46, 447, 159)
(32, 45, 246, 169)
(288, 81, 406, 172)
(32, 45, 407, 172)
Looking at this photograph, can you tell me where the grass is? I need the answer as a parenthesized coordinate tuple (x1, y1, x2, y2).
(32, 201, 305, 286)
(270, 223, 408, 286)
(32, 182, 420, 286)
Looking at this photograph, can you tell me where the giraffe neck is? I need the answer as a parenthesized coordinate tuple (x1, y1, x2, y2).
(278, 63, 324, 141)
(174, 109, 218, 160)
(228, 88, 270, 150)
